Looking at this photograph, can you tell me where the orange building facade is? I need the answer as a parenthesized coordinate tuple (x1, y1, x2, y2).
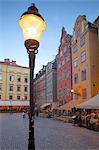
(72, 15, 99, 104)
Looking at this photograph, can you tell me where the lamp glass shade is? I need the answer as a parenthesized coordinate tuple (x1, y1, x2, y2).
(19, 14, 46, 43)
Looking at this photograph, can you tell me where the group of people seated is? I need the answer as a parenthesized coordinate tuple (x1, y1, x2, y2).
(72, 110, 99, 130)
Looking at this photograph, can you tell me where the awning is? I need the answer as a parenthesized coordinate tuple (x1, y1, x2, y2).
(0, 100, 29, 106)
(40, 103, 52, 109)
(76, 94, 99, 109)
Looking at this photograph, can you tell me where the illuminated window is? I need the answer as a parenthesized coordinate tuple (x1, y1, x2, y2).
(74, 57, 78, 67)
(81, 51, 86, 62)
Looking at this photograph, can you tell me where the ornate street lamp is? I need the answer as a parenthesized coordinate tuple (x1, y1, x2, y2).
(19, 3, 46, 150)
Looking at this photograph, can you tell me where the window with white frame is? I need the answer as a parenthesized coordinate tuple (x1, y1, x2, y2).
(74, 57, 78, 67)
(74, 73, 78, 84)
(0, 74, 2, 80)
(9, 75, 14, 81)
(9, 95, 13, 100)
(24, 77, 28, 83)
(81, 51, 86, 62)
(66, 70, 71, 78)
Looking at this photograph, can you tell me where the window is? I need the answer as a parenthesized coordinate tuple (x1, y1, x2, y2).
(60, 51, 62, 57)
(0, 74, 2, 80)
(66, 70, 71, 78)
(0, 95, 1, 99)
(73, 47, 77, 53)
(24, 77, 28, 83)
(17, 76, 21, 82)
(9, 75, 14, 81)
(64, 46, 67, 53)
(66, 55, 70, 63)
(24, 96, 28, 100)
(9, 95, 13, 100)
(0, 84, 2, 91)
(82, 89, 87, 99)
(17, 96, 20, 100)
(76, 29, 81, 38)
(80, 39, 85, 47)
(74, 73, 78, 84)
(9, 85, 13, 91)
(62, 37, 64, 44)
(24, 86, 28, 92)
(81, 51, 86, 62)
(74, 57, 78, 67)
(17, 86, 21, 92)
(82, 69, 86, 81)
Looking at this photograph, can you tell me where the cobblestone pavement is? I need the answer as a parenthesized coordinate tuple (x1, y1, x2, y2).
(0, 113, 99, 150)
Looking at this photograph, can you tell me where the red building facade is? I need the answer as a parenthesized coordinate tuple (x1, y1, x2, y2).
(57, 27, 72, 105)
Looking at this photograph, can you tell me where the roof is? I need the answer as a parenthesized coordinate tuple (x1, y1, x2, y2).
(76, 94, 99, 109)
(0, 100, 29, 106)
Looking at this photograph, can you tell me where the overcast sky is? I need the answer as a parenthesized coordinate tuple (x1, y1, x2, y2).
(0, 0, 99, 75)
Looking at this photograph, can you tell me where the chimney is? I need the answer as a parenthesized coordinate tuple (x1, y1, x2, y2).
(11, 60, 16, 65)
(4, 59, 10, 64)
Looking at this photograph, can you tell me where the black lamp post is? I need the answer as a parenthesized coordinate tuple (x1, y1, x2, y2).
(19, 3, 46, 150)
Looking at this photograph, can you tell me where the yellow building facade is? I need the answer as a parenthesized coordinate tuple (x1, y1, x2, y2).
(0, 59, 30, 101)
(72, 15, 99, 104)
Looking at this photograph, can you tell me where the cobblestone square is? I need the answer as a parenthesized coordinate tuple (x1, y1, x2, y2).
(0, 113, 99, 150)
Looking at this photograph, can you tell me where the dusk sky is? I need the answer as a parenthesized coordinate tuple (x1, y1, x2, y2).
(0, 0, 99, 75)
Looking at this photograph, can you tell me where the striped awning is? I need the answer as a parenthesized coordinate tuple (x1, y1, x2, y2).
(0, 100, 29, 106)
